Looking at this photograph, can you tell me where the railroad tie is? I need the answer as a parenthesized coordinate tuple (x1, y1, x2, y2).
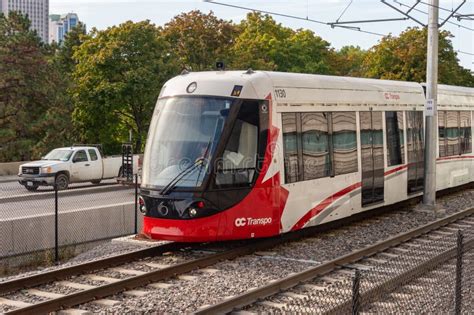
(280, 292, 309, 300)
(92, 299, 121, 307)
(108, 268, 146, 276)
(85, 275, 121, 283)
(148, 282, 174, 289)
(57, 281, 96, 290)
(58, 309, 92, 315)
(0, 297, 32, 308)
(26, 289, 65, 299)
(123, 290, 149, 297)
(145, 262, 172, 269)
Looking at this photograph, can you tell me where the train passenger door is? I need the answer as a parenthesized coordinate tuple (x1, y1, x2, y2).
(407, 111, 424, 194)
(360, 111, 384, 206)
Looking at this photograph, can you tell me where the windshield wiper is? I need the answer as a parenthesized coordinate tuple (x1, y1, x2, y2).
(159, 158, 205, 195)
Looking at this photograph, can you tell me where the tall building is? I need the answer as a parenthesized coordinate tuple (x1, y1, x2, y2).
(49, 13, 80, 44)
(1, 0, 49, 42)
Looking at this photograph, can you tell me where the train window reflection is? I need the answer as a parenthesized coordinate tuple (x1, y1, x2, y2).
(302, 113, 330, 180)
(283, 113, 299, 183)
(439, 111, 472, 157)
(386, 111, 404, 166)
(460, 111, 471, 154)
(216, 101, 259, 188)
(332, 112, 357, 175)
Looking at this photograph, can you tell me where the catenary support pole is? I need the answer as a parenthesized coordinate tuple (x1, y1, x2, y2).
(423, 0, 439, 207)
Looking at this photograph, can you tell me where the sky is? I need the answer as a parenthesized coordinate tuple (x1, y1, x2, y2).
(50, 0, 473, 71)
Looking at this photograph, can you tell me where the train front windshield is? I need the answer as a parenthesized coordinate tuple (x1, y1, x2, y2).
(142, 96, 234, 190)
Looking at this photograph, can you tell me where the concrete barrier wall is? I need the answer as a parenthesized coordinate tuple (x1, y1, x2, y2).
(0, 161, 28, 176)
(0, 202, 144, 258)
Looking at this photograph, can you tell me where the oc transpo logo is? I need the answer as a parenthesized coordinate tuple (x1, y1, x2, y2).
(234, 217, 272, 227)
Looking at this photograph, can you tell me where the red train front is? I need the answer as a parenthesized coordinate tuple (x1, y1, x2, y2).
(140, 71, 284, 242)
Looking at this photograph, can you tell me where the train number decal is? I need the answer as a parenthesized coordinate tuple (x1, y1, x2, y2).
(274, 89, 286, 98)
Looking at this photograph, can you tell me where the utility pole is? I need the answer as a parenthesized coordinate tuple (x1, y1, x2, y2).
(423, 0, 439, 207)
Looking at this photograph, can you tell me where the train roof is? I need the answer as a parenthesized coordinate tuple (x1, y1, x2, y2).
(160, 71, 474, 107)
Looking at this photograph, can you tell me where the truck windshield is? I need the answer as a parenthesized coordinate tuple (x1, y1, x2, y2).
(43, 149, 74, 161)
(142, 96, 233, 190)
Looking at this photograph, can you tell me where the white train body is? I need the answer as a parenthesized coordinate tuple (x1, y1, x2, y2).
(141, 71, 474, 241)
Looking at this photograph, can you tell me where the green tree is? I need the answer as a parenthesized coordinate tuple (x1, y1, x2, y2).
(363, 27, 474, 87)
(231, 13, 333, 74)
(331, 45, 367, 77)
(163, 10, 237, 71)
(72, 21, 177, 153)
(0, 12, 62, 161)
(32, 23, 89, 157)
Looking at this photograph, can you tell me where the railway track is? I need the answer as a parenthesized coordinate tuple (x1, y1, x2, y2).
(195, 207, 474, 314)
(0, 204, 472, 313)
(0, 218, 342, 314)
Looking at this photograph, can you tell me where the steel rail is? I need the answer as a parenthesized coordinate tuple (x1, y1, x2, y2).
(325, 236, 474, 314)
(0, 241, 184, 295)
(194, 207, 474, 314)
(3, 235, 305, 315)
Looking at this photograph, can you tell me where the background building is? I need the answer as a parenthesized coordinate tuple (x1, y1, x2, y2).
(1, 0, 49, 42)
(49, 13, 80, 44)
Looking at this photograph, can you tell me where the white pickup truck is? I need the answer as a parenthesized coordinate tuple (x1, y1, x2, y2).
(18, 146, 138, 191)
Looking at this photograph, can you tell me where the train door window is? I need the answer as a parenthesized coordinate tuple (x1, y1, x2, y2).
(360, 111, 384, 206)
(332, 112, 358, 175)
(301, 112, 330, 180)
(406, 111, 424, 194)
(216, 101, 259, 187)
(438, 111, 446, 157)
(282, 113, 299, 183)
(446, 111, 460, 156)
(385, 111, 404, 166)
(460, 111, 471, 154)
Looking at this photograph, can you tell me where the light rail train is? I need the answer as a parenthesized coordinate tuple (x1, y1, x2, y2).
(139, 70, 474, 242)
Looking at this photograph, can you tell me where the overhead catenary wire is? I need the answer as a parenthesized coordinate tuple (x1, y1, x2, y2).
(204, 0, 387, 36)
(393, 0, 474, 31)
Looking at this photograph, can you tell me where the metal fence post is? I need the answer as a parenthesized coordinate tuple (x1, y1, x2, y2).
(134, 173, 138, 234)
(352, 270, 361, 315)
(454, 230, 464, 315)
(54, 184, 59, 264)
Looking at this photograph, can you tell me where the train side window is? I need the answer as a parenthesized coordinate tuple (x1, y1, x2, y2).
(282, 113, 299, 183)
(438, 111, 446, 157)
(301, 112, 331, 180)
(460, 111, 471, 154)
(386, 111, 404, 166)
(216, 101, 259, 188)
(446, 111, 460, 156)
(332, 112, 358, 175)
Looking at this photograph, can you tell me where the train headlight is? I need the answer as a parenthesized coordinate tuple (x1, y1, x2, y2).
(189, 208, 198, 217)
(138, 196, 147, 214)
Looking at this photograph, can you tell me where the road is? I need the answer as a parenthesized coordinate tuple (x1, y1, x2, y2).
(0, 178, 135, 220)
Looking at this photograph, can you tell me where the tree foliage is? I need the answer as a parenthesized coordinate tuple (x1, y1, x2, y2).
(363, 27, 474, 87)
(72, 21, 176, 153)
(0, 12, 65, 161)
(231, 13, 333, 74)
(163, 10, 237, 71)
(1, 10, 473, 162)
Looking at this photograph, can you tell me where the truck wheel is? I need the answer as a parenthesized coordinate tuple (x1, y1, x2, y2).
(25, 183, 39, 191)
(55, 173, 69, 190)
(91, 180, 101, 185)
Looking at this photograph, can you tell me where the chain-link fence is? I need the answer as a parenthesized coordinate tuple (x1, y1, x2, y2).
(0, 174, 141, 272)
(281, 226, 473, 314)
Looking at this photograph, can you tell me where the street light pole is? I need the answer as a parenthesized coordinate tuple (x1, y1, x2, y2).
(423, 0, 439, 207)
